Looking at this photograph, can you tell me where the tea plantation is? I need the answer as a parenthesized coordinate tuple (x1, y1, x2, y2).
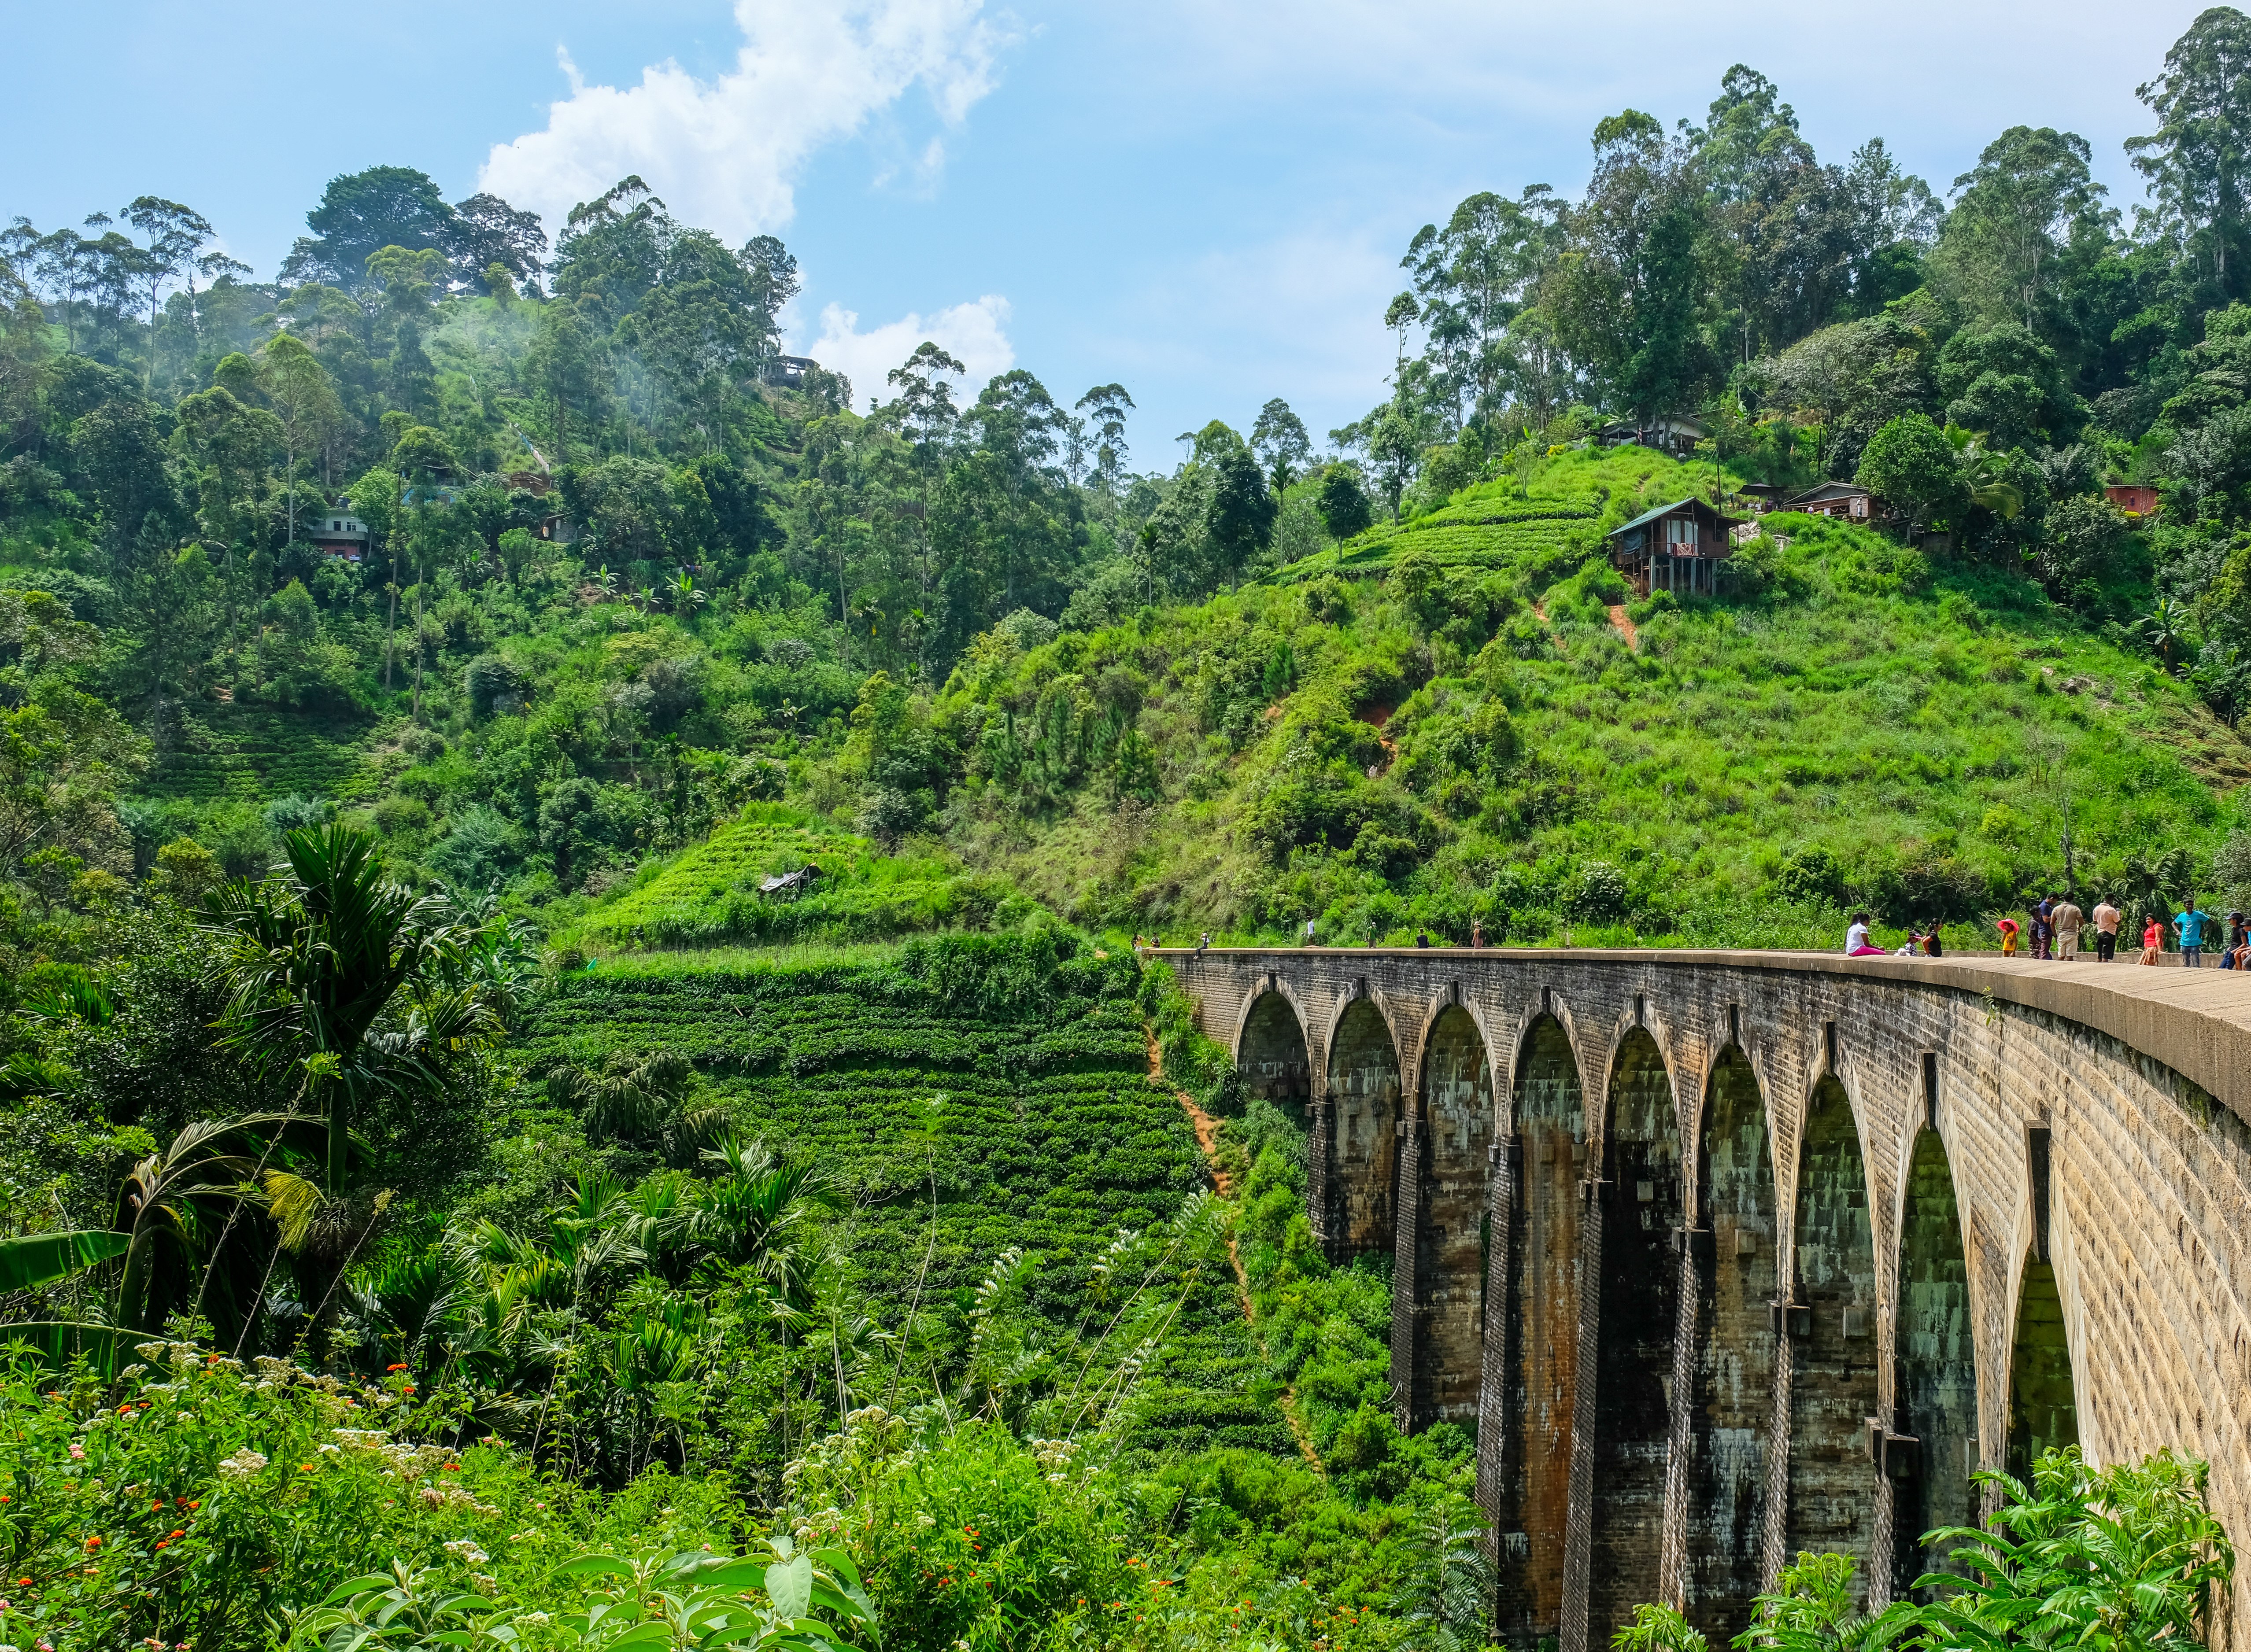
(144, 703, 383, 802)
(513, 934, 1298, 1459)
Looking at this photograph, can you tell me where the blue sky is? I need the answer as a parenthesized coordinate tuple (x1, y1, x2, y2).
(5, 0, 2211, 459)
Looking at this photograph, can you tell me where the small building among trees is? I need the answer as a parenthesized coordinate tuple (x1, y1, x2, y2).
(311, 505, 373, 561)
(1607, 497, 1739, 596)
(1597, 415, 1706, 458)
(2104, 484, 2159, 516)
(1784, 480, 1878, 521)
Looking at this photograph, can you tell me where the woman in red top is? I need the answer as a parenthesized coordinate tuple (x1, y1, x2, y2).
(2141, 915, 2164, 965)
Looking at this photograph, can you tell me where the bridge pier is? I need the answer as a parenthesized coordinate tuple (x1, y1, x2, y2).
(1178, 946, 2251, 1652)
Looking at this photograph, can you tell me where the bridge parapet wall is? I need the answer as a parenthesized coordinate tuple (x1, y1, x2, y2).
(1161, 947, 2251, 1652)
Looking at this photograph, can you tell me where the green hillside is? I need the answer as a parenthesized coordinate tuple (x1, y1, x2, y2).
(911, 444, 2245, 949)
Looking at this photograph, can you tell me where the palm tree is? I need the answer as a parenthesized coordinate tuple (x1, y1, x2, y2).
(547, 1050, 692, 1147)
(206, 825, 495, 1194)
(114, 1120, 275, 1331)
(683, 1134, 830, 1305)
(2141, 594, 2193, 671)
(1946, 427, 2024, 520)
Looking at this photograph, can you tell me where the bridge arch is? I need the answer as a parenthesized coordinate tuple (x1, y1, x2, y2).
(2005, 1243, 2079, 1481)
(1590, 1024, 1686, 1641)
(1325, 994, 1403, 1261)
(1235, 984, 1312, 1105)
(1495, 991, 1596, 1118)
(1688, 1043, 1778, 1642)
(1409, 999, 1497, 1428)
(1892, 1124, 1978, 1598)
(1786, 1071, 1881, 1594)
(1493, 1011, 1589, 1650)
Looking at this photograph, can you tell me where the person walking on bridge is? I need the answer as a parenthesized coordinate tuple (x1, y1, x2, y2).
(2029, 896, 2055, 960)
(1996, 915, 2021, 956)
(2092, 896, 2121, 962)
(2053, 893, 2084, 961)
(2141, 913, 2164, 965)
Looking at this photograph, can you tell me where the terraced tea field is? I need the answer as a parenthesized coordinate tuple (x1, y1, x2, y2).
(515, 938, 1295, 1457)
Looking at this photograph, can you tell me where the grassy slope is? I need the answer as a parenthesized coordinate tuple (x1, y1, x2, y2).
(943, 446, 2247, 947)
(554, 805, 1002, 953)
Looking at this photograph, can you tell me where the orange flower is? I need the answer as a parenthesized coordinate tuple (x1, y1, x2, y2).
(154, 1541, 168, 1551)
(387, 1364, 410, 1373)
(84, 1537, 100, 1550)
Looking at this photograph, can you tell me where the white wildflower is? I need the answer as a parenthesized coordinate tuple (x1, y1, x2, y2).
(217, 1448, 267, 1479)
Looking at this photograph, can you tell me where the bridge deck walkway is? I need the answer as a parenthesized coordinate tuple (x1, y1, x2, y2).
(1148, 947, 2251, 1128)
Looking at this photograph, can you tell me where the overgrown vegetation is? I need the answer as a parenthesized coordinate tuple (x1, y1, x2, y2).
(6, 13, 2251, 1650)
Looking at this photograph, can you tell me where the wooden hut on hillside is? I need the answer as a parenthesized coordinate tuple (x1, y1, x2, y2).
(1784, 480, 1878, 521)
(1596, 414, 1706, 458)
(1606, 497, 1740, 597)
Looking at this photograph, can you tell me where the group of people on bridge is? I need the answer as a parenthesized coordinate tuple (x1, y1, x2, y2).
(1845, 895, 2251, 968)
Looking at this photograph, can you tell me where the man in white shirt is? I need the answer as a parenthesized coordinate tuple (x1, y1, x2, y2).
(2053, 895, 2085, 960)
(2092, 898, 2121, 962)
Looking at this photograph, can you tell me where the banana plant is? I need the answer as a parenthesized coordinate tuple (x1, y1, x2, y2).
(0, 1229, 131, 1376)
(0, 1228, 129, 1291)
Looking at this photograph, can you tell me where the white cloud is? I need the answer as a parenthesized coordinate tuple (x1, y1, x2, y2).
(479, 0, 1009, 241)
(800, 295, 1015, 406)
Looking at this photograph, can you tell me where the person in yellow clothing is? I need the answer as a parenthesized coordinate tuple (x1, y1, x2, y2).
(1996, 916, 2020, 956)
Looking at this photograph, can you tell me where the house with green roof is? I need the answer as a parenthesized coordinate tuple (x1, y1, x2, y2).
(1605, 496, 1741, 597)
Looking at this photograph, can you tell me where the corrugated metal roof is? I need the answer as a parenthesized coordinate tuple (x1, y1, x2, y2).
(1610, 496, 1733, 537)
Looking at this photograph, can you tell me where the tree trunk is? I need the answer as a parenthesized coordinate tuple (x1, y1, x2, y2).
(327, 1083, 351, 1195)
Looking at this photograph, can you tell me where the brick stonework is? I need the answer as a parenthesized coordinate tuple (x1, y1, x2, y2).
(1171, 947, 2251, 1652)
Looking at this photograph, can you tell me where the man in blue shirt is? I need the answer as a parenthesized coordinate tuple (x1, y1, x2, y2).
(2177, 900, 2214, 966)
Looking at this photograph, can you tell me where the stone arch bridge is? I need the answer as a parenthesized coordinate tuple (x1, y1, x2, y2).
(1160, 947, 2251, 1652)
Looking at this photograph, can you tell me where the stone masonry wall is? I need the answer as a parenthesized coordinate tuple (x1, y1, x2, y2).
(1174, 948, 2251, 1652)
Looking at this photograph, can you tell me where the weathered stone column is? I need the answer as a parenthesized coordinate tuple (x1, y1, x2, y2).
(1561, 1182, 1604, 1652)
(1760, 1316, 1794, 1591)
(1476, 1137, 1517, 1553)
(1656, 1233, 1700, 1608)
(1390, 1117, 1424, 1431)
(1306, 1075, 1334, 1254)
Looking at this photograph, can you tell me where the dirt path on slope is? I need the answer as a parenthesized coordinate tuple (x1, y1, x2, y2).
(1146, 1032, 1325, 1474)
(1608, 603, 1638, 649)
(1532, 600, 1568, 653)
